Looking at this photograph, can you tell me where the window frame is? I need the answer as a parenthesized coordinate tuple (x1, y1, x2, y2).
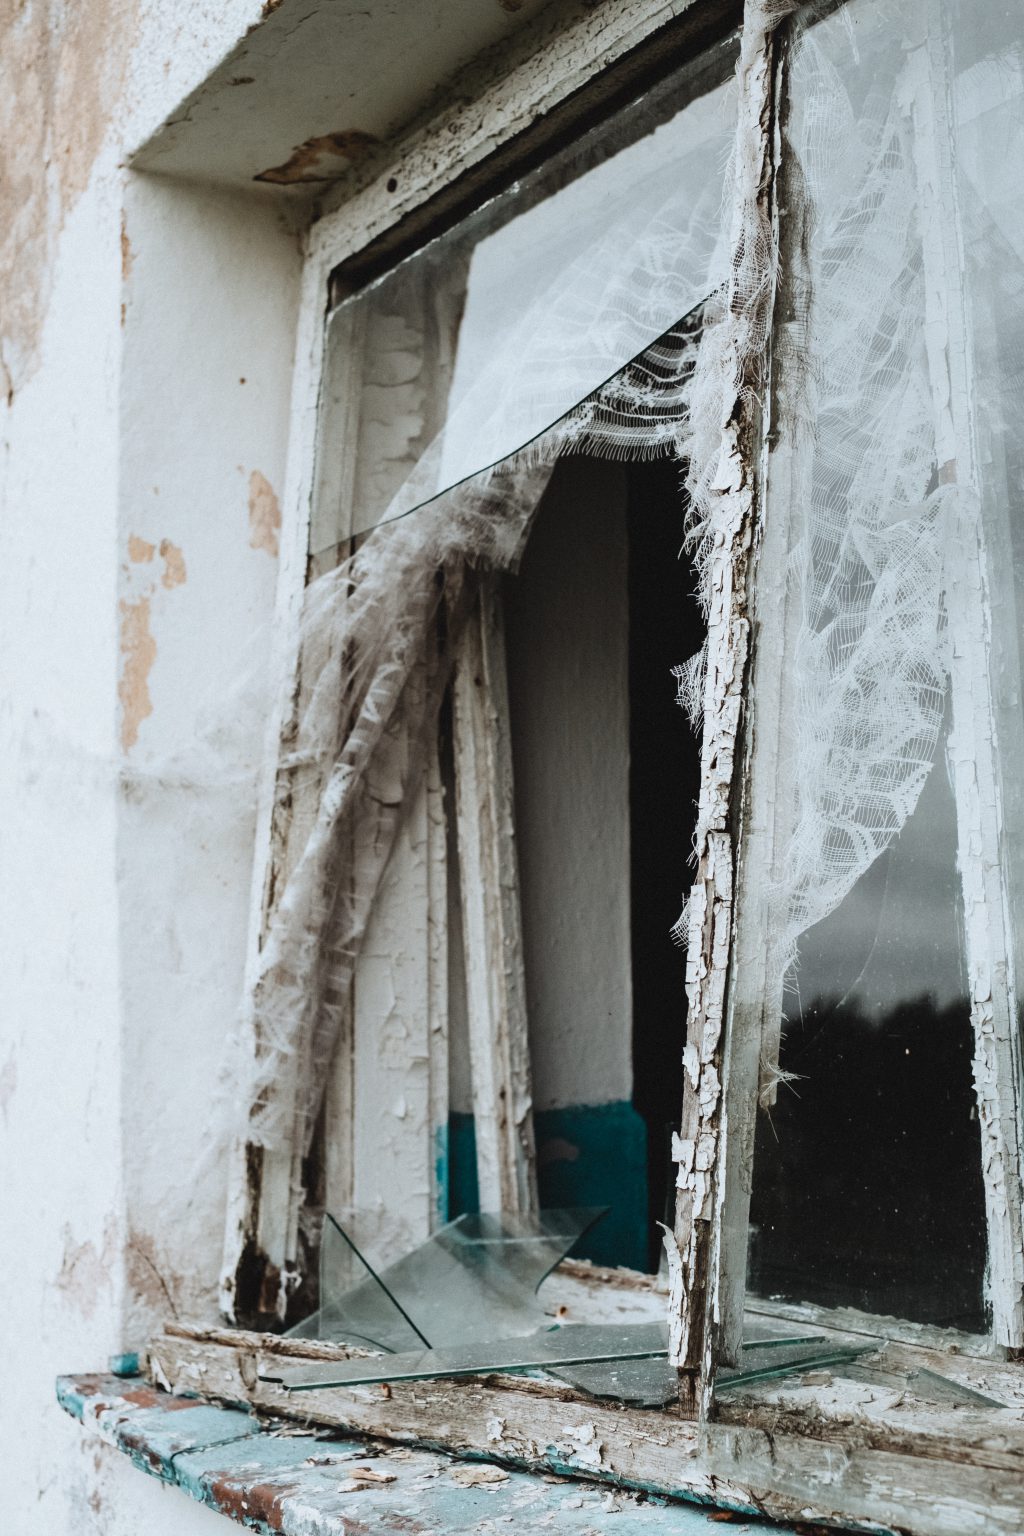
(218, 0, 1024, 1441)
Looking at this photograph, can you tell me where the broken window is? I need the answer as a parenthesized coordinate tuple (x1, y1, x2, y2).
(688, 0, 1024, 1398)
(223, 23, 740, 1324)
(213, 0, 1024, 1474)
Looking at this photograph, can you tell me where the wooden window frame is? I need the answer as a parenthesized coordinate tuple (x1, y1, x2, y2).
(205, 4, 1024, 1528)
(220, 0, 743, 1332)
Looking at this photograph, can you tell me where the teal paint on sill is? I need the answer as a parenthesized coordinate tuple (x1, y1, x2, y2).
(448, 1100, 648, 1272)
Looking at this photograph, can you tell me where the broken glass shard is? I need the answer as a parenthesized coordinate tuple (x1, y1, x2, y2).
(554, 1333, 835, 1406)
(265, 1322, 670, 1391)
(288, 1207, 605, 1354)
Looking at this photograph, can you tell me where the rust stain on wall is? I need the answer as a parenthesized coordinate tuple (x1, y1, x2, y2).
(0, 0, 141, 399)
(118, 595, 156, 751)
(248, 469, 281, 556)
(255, 130, 380, 185)
(127, 533, 155, 563)
(159, 537, 186, 588)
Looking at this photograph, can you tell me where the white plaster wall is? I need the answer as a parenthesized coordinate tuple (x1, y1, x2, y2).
(116, 174, 302, 1341)
(504, 456, 634, 1112)
(0, 1, 609, 1528)
(0, 4, 299, 1531)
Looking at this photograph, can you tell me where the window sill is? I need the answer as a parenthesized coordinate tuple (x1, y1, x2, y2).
(57, 1371, 800, 1535)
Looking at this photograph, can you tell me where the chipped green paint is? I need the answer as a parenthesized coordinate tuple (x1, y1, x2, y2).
(57, 1373, 812, 1534)
(450, 1100, 649, 1270)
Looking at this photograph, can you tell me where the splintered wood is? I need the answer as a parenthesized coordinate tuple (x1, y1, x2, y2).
(669, 4, 786, 1417)
(146, 1302, 1024, 1536)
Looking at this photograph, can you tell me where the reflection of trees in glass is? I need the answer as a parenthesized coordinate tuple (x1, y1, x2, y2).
(749, 994, 988, 1333)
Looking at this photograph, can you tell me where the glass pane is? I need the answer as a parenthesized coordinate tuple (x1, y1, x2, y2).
(269, 1321, 670, 1391)
(308, 38, 738, 557)
(748, 709, 988, 1327)
(289, 1208, 604, 1351)
(739, 0, 1024, 1335)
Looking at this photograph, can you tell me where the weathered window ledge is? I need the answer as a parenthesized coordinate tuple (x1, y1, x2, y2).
(57, 1372, 807, 1536)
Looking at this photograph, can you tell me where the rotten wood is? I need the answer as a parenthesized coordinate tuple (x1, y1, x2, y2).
(451, 576, 538, 1216)
(146, 1317, 1024, 1536)
(669, 4, 786, 1417)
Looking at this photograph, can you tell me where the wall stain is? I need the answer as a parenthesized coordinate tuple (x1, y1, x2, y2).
(255, 129, 380, 185)
(0, 1047, 16, 1124)
(120, 211, 133, 280)
(126, 1229, 182, 1320)
(159, 537, 186, 588)
(0, 0, 141, 399)
(118, 595, 156, 751)
(56, 1217, 118, 1321)
(248, 469, 281, 557)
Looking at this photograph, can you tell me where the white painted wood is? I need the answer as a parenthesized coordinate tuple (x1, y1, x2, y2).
(348, 727, 446, 1246)
(150, 1319, 1024, 1536)
(710, 43, 805, 1368)
(907, 11, 1024, 1347)
(452, 579, 538, 1216)
(221, 221, 333, 1322)
(669, 14, 782, 1417)
(308, 0, 708, 272)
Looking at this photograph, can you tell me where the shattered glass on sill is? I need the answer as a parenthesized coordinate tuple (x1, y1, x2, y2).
(277, 1209, 903, 1405)
(288, 1206, 605, 1353)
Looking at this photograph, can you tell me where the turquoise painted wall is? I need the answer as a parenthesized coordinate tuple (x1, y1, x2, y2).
(447, 1101, 649, 1272)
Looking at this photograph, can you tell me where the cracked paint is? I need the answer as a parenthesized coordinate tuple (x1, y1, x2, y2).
(255, 130, 380, 185)
(0, 0, 141, 397)
(159, 537, 187, 588)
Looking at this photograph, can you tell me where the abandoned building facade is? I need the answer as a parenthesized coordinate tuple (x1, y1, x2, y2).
(5, 0, 1024, 1531)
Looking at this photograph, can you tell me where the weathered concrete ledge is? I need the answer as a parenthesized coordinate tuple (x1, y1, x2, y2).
(57, 1372, 802, 1535)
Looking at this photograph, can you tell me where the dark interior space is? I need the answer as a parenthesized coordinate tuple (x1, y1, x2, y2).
(749, 991, 989, 1330)
(626, 455, 704, 1271)
(748, 724, 990, 1331)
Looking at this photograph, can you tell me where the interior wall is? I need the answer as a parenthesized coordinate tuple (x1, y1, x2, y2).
(504, 455, 633, 1113)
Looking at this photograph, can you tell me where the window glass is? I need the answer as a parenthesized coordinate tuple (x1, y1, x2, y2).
(742, 0, 1024, 1332)
(309, 37, 738, 560)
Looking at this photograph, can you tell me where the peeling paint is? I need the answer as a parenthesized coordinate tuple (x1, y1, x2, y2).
(118, 595, 156, 751)
(120, 212, 133, 281)
(255, 130, 381, 185)
(249, 469, 282, 556)
(159, 537, 187, 588)
(0, 0, 140, 395)
(127, 533, 155, 563)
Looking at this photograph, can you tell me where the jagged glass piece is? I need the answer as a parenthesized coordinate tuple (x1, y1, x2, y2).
(288, 1207, 606, 1353)
(266, 1321, 669, 1391)
(556, 1332, 831, 1406)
